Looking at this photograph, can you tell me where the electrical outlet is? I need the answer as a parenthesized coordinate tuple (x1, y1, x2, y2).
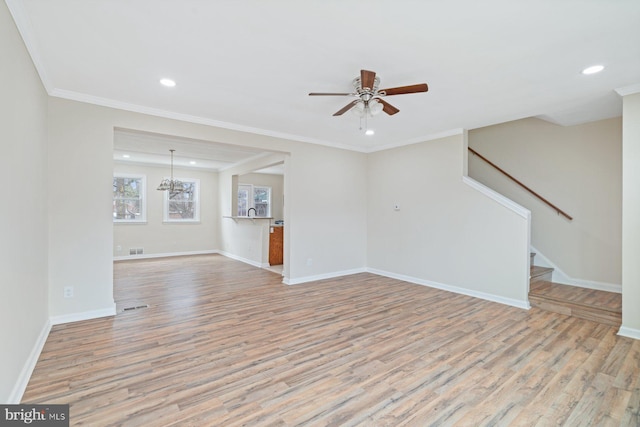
(116, 245, 122, 252)
(63, 286, 74, 298)
(306, 258, 313, 266)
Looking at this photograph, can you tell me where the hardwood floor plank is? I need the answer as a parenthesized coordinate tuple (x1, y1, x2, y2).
(614, 341, 640, 391)
(21, 255, 639, 426)
(621, 386, 640, 426)
(592, 382, 633, 426)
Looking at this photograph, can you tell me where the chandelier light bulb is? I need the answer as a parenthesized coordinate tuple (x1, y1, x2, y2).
(369, 100, 384, 115)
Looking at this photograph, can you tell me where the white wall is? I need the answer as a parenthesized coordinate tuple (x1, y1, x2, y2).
(113, 162, 218, 257)
(468, 117, 622, 288)
(220, 219, 272, 267)
(47, 102, 117, 320)
(367, 133, 531, 307)
(286, 144, 368, 282)
(621, 91, 640, 337)
(0, 1, 50, 402)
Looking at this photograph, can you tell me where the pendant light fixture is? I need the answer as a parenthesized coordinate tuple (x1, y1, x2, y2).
(157, 149, 185, 193)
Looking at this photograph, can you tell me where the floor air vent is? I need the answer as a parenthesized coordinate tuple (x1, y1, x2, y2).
(120, 304, 149, 312)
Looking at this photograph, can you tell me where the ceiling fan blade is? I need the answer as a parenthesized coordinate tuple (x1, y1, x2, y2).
(361, 69, 376, 90)
(378, 99, 400, 115)
(333, 100, 359, 116)
(380, 83, 428, 96)
(309, 92, 352, 96)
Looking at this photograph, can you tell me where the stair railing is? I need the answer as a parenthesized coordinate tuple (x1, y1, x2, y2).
(468, 147, 573, 221)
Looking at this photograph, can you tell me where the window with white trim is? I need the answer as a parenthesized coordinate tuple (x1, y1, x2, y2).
(164, 178, 200, 222)
(113, 175, 146, 222)
(237, 184, 271, 217)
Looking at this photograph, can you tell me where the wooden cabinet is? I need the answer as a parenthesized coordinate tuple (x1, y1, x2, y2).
(269, 226, 283, 265)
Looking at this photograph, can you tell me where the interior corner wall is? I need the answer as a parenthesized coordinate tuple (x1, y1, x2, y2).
(621, 92, 640, 334)
(367, 134, 530, 306)
(0, 1, 49, 402)
(217, 147, 368, 282)
(113, 163, 219, 257)
(468, 117, 622, 287)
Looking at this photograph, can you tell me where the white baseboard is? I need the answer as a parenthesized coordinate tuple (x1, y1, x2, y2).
(9, 305, 118, 403)
(530, 245, 621, 293)
(50, 305, 117, 326)
(217, 251, 270, 268)
(114, 249, 219, 261)
(367, 268, 531, 310)
(618, 326, 640, 340)
(284, 268, 367, 285)
(281, 266, 530, 310)
(8, 318, 52, 404)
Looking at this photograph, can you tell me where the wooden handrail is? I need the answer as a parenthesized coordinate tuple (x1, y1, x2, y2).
(468, 147, 573, 221)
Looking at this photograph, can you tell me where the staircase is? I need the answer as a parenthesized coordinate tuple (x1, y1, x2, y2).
(528, 253, 622, 327)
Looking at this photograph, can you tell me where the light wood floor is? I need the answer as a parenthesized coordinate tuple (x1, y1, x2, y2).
(23, 255, 640, 426)
(530, 280, 622, 327)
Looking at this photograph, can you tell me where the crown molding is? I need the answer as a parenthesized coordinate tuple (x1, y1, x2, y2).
(5, 0, 53, 91)
(365, 128, 465, 153)
(615, 83, 640, 97)
(49, 88, 369, 151)
(51, 88, 466, 154)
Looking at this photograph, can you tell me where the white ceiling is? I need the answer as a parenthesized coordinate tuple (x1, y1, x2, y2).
(7, 0, 640, 154)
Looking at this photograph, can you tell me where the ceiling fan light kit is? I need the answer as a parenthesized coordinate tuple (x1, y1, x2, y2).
(309, 69, 428, 131)
(350, 98, 384, 117)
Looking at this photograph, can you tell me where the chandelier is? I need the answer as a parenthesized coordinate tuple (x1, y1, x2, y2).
(157, 149, 185, 193)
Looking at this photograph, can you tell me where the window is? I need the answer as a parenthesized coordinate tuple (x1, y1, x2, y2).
(164, 178, 200, 222)
(253, 186, 271, 217)
(113, 175, 146, 222)
(238, 184, 250, 217)
(237, 184, 271, 217)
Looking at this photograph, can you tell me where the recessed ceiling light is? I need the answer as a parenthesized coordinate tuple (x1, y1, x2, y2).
(122, 154, 130, 158)
(582, 65, 604, 75)
(365, 129, 375, 136)
(160, 78, 176, 87)
(189, 161, 196, 165)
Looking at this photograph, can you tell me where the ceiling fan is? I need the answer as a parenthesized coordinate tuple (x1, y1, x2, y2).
(309, 69, 428, 117)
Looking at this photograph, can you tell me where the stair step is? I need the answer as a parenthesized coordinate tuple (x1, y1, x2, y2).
(530, 265, 553, 283)
(529, 281, 621, 327)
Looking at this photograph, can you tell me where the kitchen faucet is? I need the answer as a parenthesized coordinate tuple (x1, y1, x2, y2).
(248, 207, 257, 217)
